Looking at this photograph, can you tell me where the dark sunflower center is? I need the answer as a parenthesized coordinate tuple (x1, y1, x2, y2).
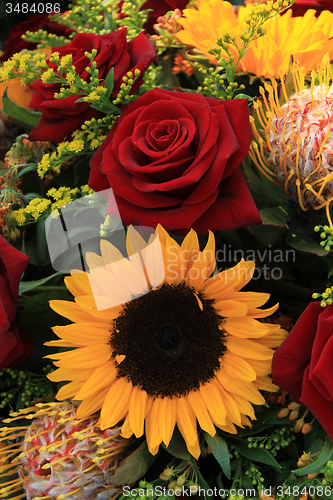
(155, 323, 185, 356)
(110, 282, 226, 397)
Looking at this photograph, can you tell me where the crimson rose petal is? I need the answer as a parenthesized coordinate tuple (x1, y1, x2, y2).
(89, 88, 261, 234)
(0, 236, 33, 370)
(272, 302, 333, 441)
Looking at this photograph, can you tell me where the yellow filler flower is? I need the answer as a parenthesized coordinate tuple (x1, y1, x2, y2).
(250, 55, 333, 224)
(46, 225, 286, 458)
(176, 0, 333, 79)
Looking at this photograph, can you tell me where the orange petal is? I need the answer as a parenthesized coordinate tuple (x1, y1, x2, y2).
(128, 386, 147, 438)
(100, 378, 132, 429)
(75, 361, 117, 400)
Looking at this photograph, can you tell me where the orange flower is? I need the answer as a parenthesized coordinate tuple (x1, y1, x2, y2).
(176, 0, 333, 78)
(0, 78, 34, 111)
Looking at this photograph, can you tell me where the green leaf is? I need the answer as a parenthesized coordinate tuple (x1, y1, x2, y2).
(242, 158, 284, 206)
(112, 441, 157, 487)
(234, 93, 253, 101)
(260, 207, 289, 227)
(205, 432, 231, 479)
(9, 163, 38, 183)
(19, 289, 71, 340)
(293, 436, 333, 475)
(19, 272, 61, 295)
(104, 66, 114, 101)
(162, 426, 191, 460)
(247, 224, 286, 247)
(286, 226, 328, 256)
(2, 87, 41, 129)
(225, 436, 281, 470)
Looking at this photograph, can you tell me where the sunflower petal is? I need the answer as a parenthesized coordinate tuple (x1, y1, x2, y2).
(56, 381, 84, 400)
(100, 378, 133, 429)
(224, 317, 270, 338)
(145, 399, 163, 451)
(47, 366, 94, 382)
(51, 323, 112, 345)
(222, 353, 257, 382)
(75, 361, 117, 400)
(158, 397, 177, 447)
(187, 390, 216, 436)
(199, 382, 226, 426)
(214, 299, 248, 317)
(76, 386, 110, 420)
(46, 344, 112, 369)
(226, 337, 273, 360)
(121, 415, 134, 439)
(128, 386, 147, 438)
(216, 370, 265, 405)
(176, 397, 198, 448)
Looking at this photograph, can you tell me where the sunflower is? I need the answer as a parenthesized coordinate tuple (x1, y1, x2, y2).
(46, 225, 286, 458)
(176, 0, 333, 79)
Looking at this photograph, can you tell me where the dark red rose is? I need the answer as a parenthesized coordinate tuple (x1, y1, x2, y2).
(0, 14, 75, 62)
(29, 29, 156, 143)
(0, 236, 33, 371)
(118, 0, 188, 34)
(290, 0, 333, 16)
(89, 88, 261, 235)
(272, 302, 333, 439)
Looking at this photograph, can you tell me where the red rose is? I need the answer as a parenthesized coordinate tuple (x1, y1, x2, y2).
(290, 0, 333, 16)
(0, 13, 75, 62)
(29, 29, 156, 143)
(0, 236, 33, 371)
(89, 88, 261, 235)
(272, 302, 333, 439)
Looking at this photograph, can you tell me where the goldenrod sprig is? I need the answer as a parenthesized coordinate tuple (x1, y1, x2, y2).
(21, 29, 75, 49)
(0, 51, 49, 85)
(117, 0, 151, 39)
(51, 0, 119, 34)
(201, 0, 294, 99)
(37, 115, 115, 178)
(13, 185, 94, 226)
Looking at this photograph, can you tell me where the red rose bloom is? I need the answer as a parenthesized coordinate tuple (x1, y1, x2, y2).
(0, 236, 33, 371)
(290, 0, 333, 16)
(272, 302, 333, 439)
(89, 88, 261, 235)
(0, 13, 75, 62)
(29, 29, 156, 143)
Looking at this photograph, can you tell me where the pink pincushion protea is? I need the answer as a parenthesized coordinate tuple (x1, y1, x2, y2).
(250, 55, 333, 221)
(0, 402, 132, 500)
(268, 85, 333, 206)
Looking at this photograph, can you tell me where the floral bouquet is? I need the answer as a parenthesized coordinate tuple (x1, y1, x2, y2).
(1, 0, 333, 499)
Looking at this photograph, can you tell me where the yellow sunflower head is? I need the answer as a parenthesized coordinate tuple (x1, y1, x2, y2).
(47, 225, 287, 458)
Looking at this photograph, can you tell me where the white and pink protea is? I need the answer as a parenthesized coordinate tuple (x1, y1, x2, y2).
(250, 55, 333, 223)
(0, 402, 132, 500)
